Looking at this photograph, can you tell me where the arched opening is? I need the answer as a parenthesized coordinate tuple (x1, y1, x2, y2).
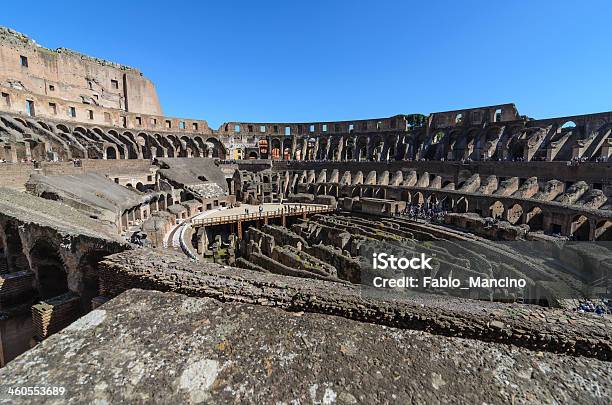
(270, 139, 281, 160)
(167, 194, 173, 207)
(30, 240, 68, 299)
(259, 139, 269, 159)
(3, 222, 28, 272)
(78, 250, 110, 312)
(206, 138, 225, 158)
(524, 207, 543, 231)
(136, 182, 145, 192)
(282, 139, 292, 160)
(180, 190, 193, 202)
(305, 138, 316, 160)
(560, 121, 577, 130)
(505, 204, 523, 225)
(158, 195, 167, 211)
(413, 192, 425, 206)
(570, 215, 591, 241)
(356, 138, 368, 161)
(595, 220, 612, 241)
(456, 197, 468, 213)
(248, 151, 258, 159)
(424, 131, 445, 160)
(369, 137, 384, 161)
(345, 138, 355, 160)
(137, 134, 151, 159)
(317, 138, 328, 160)
(106, 146, 117, 159)
(493, 109, 503, 123)
(488, 201, 504, 219)
(0, 232, 5, 273)
(440, 196, 453, 211)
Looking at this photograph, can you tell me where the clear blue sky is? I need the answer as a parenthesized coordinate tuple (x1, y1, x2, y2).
(3, 1, 612, 128)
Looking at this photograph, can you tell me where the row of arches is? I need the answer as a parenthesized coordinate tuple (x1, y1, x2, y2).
(252, 117, 612, 163)
(0, 220, 123, 311)
(3, 112, 611, 163)
(291, 178, 612, 241)
(0, 115, 227, 162)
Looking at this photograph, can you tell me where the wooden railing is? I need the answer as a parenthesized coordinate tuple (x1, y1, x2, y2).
(191, 205, 334, 227)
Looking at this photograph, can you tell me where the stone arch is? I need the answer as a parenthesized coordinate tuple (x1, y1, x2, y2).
(105, 145, 118, 159)
(150, 135, 165, 157)
(158, 194, 167, 210)
(328, 139, 339, 161)
(423, 131, 445, 160)
(386, 136, 397, 161)
(505, 203, 523, 224)
(77, 250, 111, 312)
(344, 137, 355, 160)
(558, 120, 577, 131)
(594, 220, 612, 241)
(413, 192, 425, 206)
(317, 137, 328, 160)
(403, 191, 412, 204)
(356, 136, 368, 161)
(456, 197, 469, 213)
(524, 206, 543, 231)
(440, 195, 453, 211)
(589, 122, 612, 160)
(206, 137, 225, 158)
(486, 200, 505, 219)
(459, 129, 480, 160)
(29, 239, 68, 299)
(570, 214, 591, 241)
(294, 138, 304, 160)
(427, 193, 440, 207)
(306, 138, 317, 160)
(167, 135, 184, 157)
(369, 135, 384, 161)
(136, 133, 152, 159)
(270, 138, 281, 160)
(159, 136, 175, 157)
(56, 124, 70, 134)
(182, 136, 200, 157)
(193, 136, 207, 157)
(259, 138, 269, 159)
(180, 190, 194, 202)
(1, 221, 28, 272)
(479, 126, 504, 160)
(282, 138, 292, 160)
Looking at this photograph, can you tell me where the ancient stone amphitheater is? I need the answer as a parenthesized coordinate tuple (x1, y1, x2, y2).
(0, 26, 610, 404)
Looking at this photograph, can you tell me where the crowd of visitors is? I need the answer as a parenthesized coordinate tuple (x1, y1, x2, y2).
(576, 299, 611, 315)
(395, 202, 447, 222)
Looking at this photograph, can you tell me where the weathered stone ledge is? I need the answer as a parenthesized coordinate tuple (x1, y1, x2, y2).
(99, 249, 612, 360)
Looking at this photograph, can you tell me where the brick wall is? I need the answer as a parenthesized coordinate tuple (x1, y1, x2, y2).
(0, 159, 155, 189)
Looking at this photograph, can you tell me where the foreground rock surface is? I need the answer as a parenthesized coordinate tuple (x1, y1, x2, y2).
(0, 289, 610, 404)
(98, 249, 612, 360)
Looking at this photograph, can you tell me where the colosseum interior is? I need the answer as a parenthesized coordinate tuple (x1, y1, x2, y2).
(0, 25, 610, 403)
